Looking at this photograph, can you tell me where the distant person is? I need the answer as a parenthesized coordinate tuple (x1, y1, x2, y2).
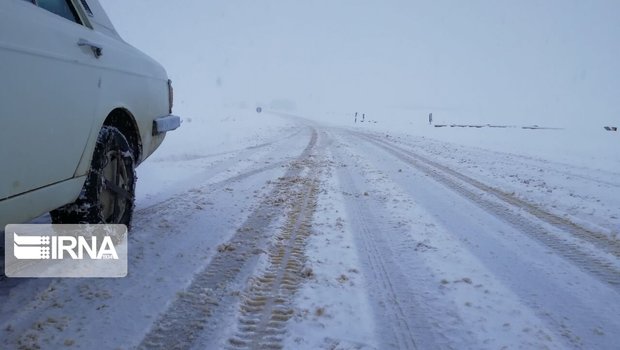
(362, 113, 365, 123)
(355, 112, 358, 123)
(429, 112, 433, 125)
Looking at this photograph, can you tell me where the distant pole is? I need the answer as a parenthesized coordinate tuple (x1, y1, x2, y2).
(355, 112, 358, 123)
(429, 112, 433, 125)
(362, 113, 365, 123)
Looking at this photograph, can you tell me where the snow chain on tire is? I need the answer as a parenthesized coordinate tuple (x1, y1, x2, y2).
(51, 126, 137, 229)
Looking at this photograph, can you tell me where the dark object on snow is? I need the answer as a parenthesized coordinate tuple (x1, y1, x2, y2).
(256, 107, 262, 113)
(429, 112, 433, 125)
(355, 112, 358, 123)
(51, 126, 136, 228)
(604, 126, 617, 131)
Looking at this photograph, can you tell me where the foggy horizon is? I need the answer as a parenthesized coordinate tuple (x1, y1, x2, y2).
(103, 0, 619, 127)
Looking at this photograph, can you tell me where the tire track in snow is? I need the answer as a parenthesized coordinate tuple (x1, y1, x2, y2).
(227, 164, 319, 349)
(328, 140, 437, 350)
(151, 127, 304, 163)
(136, 129, 309, 216)
(137, 128, 318, 350)
(389, 136, 620, 189)
(357, 133, 620, 290)
(136, 159, 289, 217)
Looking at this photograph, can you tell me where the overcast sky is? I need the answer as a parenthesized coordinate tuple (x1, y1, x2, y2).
(101, 0, 619, 126)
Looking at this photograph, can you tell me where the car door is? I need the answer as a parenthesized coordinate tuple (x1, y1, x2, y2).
(0, 0, 101, 200)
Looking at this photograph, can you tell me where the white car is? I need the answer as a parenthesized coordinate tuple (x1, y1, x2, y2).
(0, 0, 180, 228)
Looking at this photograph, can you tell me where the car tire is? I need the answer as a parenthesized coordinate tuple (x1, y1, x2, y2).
(51, 126, 136, 228)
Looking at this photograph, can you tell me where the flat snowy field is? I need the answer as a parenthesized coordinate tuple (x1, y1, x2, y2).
(1, 110, 618, 349)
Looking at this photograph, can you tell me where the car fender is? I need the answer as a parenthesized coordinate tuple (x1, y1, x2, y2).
(73, 36, 170, 177)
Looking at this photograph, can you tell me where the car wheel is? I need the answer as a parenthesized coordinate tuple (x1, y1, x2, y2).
(51, 126, 136, 228)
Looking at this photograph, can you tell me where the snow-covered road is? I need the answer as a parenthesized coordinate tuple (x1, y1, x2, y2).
(319, 128, 619, 349)
(1, 114, 619, 349)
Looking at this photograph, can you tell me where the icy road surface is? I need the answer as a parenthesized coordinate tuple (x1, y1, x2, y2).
(1, 113, 619, 349)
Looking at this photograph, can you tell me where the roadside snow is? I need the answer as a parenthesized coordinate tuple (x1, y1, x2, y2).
(136, 109, 297, 207)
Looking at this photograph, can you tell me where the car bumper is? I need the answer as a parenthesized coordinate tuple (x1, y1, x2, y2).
(153, 115, 181, 135)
